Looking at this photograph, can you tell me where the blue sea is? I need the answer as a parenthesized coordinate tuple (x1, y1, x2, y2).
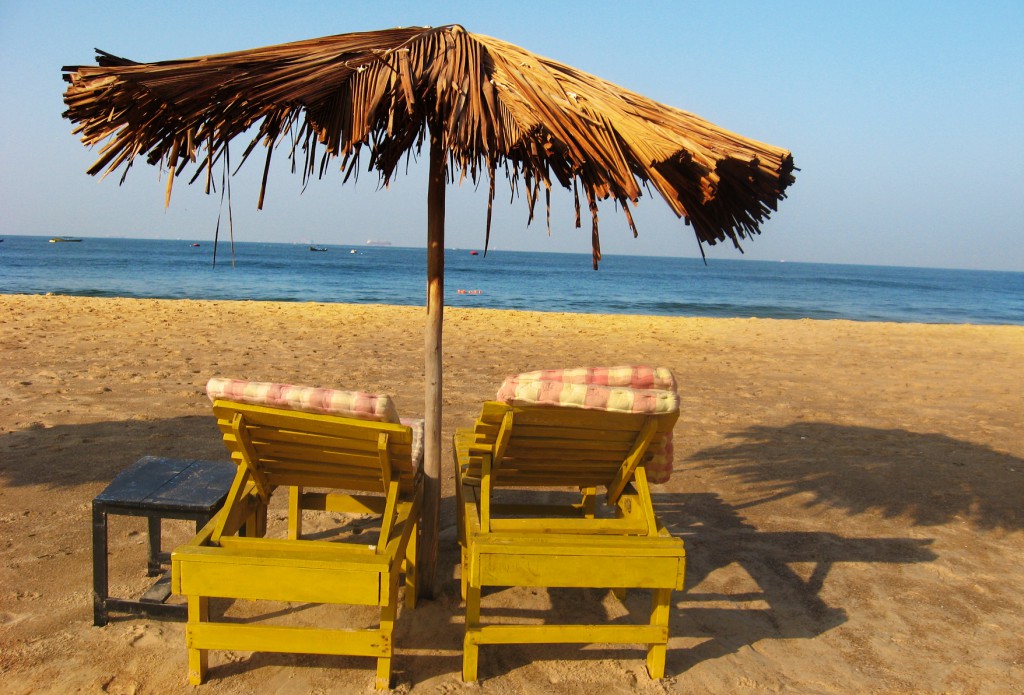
(1, 235, 1021, 325)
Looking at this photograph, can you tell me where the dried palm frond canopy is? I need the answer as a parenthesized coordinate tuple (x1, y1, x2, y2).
(62, 25, 795, 266)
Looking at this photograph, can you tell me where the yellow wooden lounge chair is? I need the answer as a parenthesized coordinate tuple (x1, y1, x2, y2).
(171, 379, 423, 689)
(455, 366, 686, 682)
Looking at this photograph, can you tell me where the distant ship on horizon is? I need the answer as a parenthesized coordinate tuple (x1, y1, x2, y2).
(365, 239, 392, 247)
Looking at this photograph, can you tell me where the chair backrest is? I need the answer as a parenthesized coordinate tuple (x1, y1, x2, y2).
(489, 365, 680, 486)
(206, 377, 420, 492)
(466, 401, 678, 502)
(211, 400, 420, 496)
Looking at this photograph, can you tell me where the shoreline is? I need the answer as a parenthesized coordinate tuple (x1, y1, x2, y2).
(2, 293, 1022, 692)
(6, 290, 1024, 328)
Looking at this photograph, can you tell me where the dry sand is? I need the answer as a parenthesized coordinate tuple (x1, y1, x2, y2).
(1, 293, 1022, 694)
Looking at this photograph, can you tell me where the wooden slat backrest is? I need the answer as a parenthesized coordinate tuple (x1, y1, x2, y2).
(466, 401, 678, 492)
(212, 400, 418, 495)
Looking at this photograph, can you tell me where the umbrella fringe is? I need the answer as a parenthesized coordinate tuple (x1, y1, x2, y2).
(545, 187, 552, 237)
(583, 183, 601, 269)
(484, 160, 496, 256)
(621, 197, 639, 238)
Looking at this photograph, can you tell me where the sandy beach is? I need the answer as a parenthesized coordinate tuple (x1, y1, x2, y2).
(1, 293, 1022, 693)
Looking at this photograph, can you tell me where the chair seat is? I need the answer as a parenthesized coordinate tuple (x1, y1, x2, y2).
(467, 539, 684, 591)
(174, 504, 418, 606)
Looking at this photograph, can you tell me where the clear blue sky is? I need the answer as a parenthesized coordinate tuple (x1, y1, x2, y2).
(1, 1, 1022, 270)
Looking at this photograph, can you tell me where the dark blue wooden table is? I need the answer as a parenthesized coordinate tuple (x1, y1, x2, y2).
(92, 456, 236, 625)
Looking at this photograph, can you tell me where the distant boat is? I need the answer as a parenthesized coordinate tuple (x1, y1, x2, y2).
(310, 245, 328, 252)
(191, 243, 201, 247)
(350, 249, 357, 254)
(365, 240, 392, 246)
(49, 236, 82, 243)
(469, 250, 479, 256)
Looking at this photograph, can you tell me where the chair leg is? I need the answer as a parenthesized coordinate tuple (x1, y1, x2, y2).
(288, 486, 302, 539)
(375, 600, 397, 690)
(646, 588, 672, 679)
(460, 547, 467, 601)
(455, 476, 467, 546)
(463, 584, 481, 682)
(581, 486, 597, 518)
(404, 518, 418, 609)
(186, 595, 209, 685)
(243, 499, 268, 538)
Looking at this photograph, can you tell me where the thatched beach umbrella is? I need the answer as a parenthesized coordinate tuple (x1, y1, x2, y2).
(62, 25, 795, 596)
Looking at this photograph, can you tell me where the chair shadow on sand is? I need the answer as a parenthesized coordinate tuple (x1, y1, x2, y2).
(684, 421, 1024, 531)
(432, 489, 936, 681)
(653, 491, 935, 674)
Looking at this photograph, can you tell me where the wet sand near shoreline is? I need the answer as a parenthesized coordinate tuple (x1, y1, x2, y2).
(1, 293, 1022, 693)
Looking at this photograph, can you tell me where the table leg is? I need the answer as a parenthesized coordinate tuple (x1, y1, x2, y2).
(146, 515, 162, 576)
(92, 503, 108, 626)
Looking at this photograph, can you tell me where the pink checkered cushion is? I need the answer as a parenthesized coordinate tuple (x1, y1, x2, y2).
(206, 378, 401, 424)
(495, 366, 678, 483)
(496, 379, 679, 414)
(505, 365, 677, 391)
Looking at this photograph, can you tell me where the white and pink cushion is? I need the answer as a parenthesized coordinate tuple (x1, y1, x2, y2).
(207, 378, 422, 468)
(206, 377, 402, 423)
(495, 366, 678, 483)
(496, 379, 679, 414)
(502, 365, 677, 392)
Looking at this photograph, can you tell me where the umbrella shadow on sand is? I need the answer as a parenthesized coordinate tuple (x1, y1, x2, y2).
(684, 422, 1024, 531)
(0, 416, 225, 490)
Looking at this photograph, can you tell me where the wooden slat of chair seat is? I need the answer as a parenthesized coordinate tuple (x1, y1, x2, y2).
(265, 470, 389, 491)
(465, 623, 667, 646)
(468, 531, 686, 553)
(187, 622, 392, 658)
(231, 433, 418, 467)
(217, 416, 416, 466)
(219, 458, 419, 494)
(244, 436, 416, 462)
(213, 402, 414, 438)
(294, 490, 390, 515)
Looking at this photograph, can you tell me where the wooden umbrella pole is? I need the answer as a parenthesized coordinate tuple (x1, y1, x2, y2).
(420, 125, 446, 598)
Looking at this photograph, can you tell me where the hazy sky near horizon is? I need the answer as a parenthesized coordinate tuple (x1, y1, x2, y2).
(1, 1, 1021, 271)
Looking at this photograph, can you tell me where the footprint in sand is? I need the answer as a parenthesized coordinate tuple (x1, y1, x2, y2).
(127, 623, 163, 648)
